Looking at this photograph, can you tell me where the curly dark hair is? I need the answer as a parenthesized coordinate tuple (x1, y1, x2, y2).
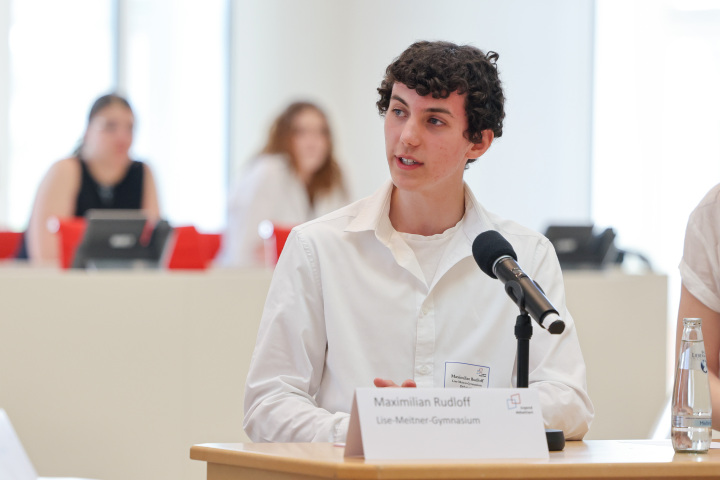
(377, 41, 505, 164)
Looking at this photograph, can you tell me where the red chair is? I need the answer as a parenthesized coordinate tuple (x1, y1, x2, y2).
(51, 217, 87, 269)
(0, 231, 23, 259)
(258, 221, 294, 266)
(166, 225, 221, 270)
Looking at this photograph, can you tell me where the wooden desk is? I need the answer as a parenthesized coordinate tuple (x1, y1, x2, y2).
(190, 441, 720, 480)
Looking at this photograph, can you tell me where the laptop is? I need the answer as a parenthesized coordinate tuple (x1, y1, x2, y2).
(71, 210, 172, 269)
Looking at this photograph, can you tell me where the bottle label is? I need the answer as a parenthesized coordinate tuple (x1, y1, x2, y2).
(680, 344, 708, 373)
(672, 416, 712, 428)
(690, 349, 708, 373)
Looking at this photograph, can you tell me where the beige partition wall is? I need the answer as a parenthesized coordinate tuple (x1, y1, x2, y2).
(0, 267, 670, 480)
(564, 270, 669, 440)
(0, 267, 272, 480)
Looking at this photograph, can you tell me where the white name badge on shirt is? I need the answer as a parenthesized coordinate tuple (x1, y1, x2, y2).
(444, 362, 490, 388)
(344, 388, 548, 460)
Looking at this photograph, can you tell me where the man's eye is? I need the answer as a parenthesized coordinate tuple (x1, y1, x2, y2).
(429, 118, 444, 126)
(392, 108, 405, 117)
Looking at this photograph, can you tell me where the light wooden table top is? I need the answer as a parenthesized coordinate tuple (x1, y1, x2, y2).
(190, 440, 720, 480)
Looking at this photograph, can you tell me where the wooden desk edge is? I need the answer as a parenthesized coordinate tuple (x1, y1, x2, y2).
(191, 444, 359, 478)
(190, 442, 720, 479)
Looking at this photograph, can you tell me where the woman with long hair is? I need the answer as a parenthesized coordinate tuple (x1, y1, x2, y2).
(21, 93, 160, 263)
(219, 101, 348, 267)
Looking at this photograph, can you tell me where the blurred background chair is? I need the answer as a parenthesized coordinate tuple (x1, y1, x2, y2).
(48, 217, 87, 269)
(166, 225, 221, 270)
(0, 231, 23, 259)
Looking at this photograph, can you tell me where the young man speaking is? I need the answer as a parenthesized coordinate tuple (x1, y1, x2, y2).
(243, 41, 594, 443)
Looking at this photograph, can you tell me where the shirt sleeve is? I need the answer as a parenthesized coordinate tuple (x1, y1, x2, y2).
(243, 229, 350, 442)
(679, 206, 720, 313)
(525, 237, 595, 440)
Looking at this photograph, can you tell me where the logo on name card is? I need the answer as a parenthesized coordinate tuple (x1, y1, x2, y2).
(506, 393, 536, 415)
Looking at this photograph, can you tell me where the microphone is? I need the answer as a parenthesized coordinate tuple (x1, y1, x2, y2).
(472, 230, 565, 334)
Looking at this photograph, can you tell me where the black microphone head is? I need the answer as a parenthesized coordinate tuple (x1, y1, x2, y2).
(547, 319, 566, 335)
(472, 230, 518, 279)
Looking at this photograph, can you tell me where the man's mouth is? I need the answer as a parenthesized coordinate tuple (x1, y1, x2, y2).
(399, 156, 419, 166)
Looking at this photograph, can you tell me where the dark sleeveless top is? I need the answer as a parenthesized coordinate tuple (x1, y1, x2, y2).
(15, 157, 145, 259)
(74, 156, 145, 216)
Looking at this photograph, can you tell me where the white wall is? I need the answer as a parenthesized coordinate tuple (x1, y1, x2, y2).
(593, 0, 720, 387)
(231, 0, 596, 232)
(3, 0, 115, 230)
(0, 0, 8, 228)
(0, 1, 228, 233)
(0, 0, 595, 233)
(118, 0, 229, 232)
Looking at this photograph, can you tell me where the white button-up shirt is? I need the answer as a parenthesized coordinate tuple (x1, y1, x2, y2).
(243, 181, 594, 443)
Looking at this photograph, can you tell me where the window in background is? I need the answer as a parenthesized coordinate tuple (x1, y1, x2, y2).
(593, 0, 720, 385)
(0, 2, 9, 229)
(119, 0, 228, 232)
(7, 0, 115, 230)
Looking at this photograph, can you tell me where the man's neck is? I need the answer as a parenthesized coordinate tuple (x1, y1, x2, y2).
(389, 184, 465, 236)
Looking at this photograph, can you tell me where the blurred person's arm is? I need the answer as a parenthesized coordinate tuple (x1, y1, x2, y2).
(676, 284, 720, 429)
(220, 156, 296, 267)
(141, 163, 161, 219)
(26, 158, 81, 264)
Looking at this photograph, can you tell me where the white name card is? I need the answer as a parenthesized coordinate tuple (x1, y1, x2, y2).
(344, 388, 548, 460)
(0, 409, 37, 480)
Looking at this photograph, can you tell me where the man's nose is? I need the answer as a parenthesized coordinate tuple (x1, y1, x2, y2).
(400, 119, 421, 147)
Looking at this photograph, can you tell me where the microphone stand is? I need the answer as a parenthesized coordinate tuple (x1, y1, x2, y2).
(504, 281, 565, 451)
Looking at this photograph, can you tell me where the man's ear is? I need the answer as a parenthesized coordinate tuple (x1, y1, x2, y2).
(467, 129, 495, 159)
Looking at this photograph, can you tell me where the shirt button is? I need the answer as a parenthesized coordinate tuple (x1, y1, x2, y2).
(418, 365, 430, 375)
(421, 306, 430, 316)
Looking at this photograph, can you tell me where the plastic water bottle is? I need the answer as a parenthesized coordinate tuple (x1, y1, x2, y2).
(671, 318, 712, 453)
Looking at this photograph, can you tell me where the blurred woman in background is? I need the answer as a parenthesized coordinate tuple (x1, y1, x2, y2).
(219, 101, 348, 267)
(21, 93, 160, 263)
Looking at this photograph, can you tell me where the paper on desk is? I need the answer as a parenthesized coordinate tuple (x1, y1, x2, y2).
(712, 442, 720, 449)
(0, 409, 37, 480)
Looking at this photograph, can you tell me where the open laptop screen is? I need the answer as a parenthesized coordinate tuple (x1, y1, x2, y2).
(72, 210, 172, 269)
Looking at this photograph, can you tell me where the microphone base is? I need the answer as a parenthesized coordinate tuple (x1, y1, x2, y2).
(545, 429, 565, 451)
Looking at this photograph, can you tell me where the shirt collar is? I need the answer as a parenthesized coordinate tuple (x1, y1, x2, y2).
(459, 185, 496, 247)
(345, 179, 497, 260)
(345, 180, 393, 235)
